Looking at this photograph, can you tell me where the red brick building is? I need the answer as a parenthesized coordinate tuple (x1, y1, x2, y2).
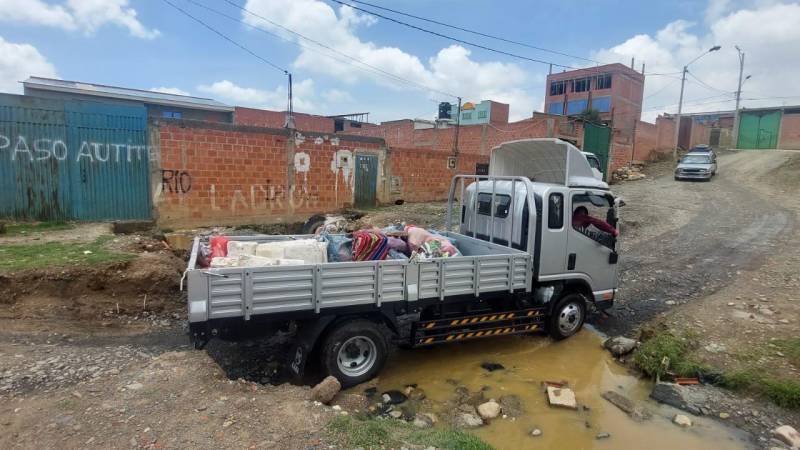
(544, 63, 645, 141)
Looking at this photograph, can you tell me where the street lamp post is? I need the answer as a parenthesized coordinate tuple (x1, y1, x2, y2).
(732, 46, 751, 149)
(672, 45, 721, 159)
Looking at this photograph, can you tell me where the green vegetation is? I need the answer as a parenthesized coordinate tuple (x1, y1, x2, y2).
(774, 338, 800, 365)
(2, 222, 75, 236)
(721, 369, 800, 409)
(633, 331, 708, 379)
(326, 415, 492, 450)
(0, 236, 132, 271)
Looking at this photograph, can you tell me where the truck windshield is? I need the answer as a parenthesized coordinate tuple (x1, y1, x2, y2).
(681, 155, 711, 164)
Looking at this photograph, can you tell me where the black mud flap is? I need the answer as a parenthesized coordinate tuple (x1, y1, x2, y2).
(190, 322, 211, 350)
(286, 316, 336, 383)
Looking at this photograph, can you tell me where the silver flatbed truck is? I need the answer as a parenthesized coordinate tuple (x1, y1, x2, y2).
(185, 138, 621, 387)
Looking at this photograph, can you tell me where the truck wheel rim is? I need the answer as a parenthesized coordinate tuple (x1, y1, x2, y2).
(558, 302, 582, 335)
(337, 336, 377, 377)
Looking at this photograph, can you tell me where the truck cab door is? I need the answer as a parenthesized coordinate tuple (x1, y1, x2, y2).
(565, 191, 618, 294)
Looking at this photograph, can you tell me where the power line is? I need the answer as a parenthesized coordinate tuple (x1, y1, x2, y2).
(327, 0, 580, 70)
(643, 78, 681, 100)
(343, 0, 603, 65)
(215, 0, 457, 98)
(686, 71, 734, 94)
(161, 0, 288, 74)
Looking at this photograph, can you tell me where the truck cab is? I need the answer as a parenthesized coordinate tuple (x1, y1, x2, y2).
(457, 138, 619, 311)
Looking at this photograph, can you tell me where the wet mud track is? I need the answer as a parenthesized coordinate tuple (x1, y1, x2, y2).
(592, 152, 795, 336)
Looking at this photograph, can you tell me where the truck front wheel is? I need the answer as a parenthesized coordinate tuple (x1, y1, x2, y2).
(548, 293, 586, 340)
(320, 319, 388, 388)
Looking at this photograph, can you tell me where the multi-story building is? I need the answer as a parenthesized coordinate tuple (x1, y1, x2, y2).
(543, 63, 644, 133)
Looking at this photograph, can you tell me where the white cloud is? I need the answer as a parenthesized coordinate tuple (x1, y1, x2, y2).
(593, 1, 800, 121)
(198, 78, 315, 111)
(0, 0, 159, 39)
(322, 88, 354, 104)
(242, 0, 539, 121)
(0, 36, 58, 94)
(150, 87, 191, 96)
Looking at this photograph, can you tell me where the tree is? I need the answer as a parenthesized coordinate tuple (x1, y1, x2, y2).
(578, 108, 602, 123)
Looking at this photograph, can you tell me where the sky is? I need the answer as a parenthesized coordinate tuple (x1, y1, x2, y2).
(1, 0, 799, 123)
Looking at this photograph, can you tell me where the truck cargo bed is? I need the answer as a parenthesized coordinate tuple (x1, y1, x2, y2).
(185, 232, 531, 324)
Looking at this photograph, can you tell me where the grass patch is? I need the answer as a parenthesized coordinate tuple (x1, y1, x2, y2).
(326, 415, 492, 450)
(721, 370, 800, 409)
(0, 235, 132, 271)
(633, 331, 708, 379)
(2, 222, 75, 236)
(774, 338, 800, 365)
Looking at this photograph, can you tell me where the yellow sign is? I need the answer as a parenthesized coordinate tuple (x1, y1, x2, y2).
(462, 102, 475, 110)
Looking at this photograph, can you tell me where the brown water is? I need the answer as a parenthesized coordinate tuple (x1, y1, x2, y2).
(372, 329, 751, 450)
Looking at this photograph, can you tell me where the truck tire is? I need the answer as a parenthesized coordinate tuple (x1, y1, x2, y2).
(320, 319, 388, 388)
(548, 293, 586, 340)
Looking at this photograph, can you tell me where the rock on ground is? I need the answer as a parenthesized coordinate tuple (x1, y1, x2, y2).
(772, 425, 800, 448)
(601, 391, 651, 421)
(650, 382, 703, 415)
(381, 390, 408, 405)
(546, 386, 577, 410)
(673, 414, 693, 427)
(413, 413, 437, 429)
(603, 336, 639, 356)
(477, 401, 501, 420)
(499, 394, 524, 417)
(309, 376, 341, 404)
(454, 412, 483, 428)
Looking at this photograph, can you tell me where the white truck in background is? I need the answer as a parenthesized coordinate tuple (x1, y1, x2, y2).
(185, 138, 621, 387)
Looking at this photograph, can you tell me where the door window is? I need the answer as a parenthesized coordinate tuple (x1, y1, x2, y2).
(477, 193, 510, 218)
(571, 193, 616, 249)
(548, 193, 564, 229)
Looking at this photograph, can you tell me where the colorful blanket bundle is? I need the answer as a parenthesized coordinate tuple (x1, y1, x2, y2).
(351, 230, 390, 261)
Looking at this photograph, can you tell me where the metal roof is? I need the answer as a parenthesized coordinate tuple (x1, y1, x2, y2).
(23, 76, 234, 112)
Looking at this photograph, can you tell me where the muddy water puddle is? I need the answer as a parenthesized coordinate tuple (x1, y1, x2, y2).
(370, 329, 750, 449)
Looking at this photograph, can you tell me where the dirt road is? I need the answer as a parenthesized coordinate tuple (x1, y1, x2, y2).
(595, 150, 797, 336)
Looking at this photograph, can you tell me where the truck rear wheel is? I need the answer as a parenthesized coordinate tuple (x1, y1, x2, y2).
(320, 319, 388, 388)
(548, 293, 586, 340)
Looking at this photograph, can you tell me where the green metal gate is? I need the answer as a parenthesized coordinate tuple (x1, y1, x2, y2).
(0, 93, 151, 221)
(583, 122, 611, 179)
(354, 153, 378, 208)
(738, 110, 781, 149)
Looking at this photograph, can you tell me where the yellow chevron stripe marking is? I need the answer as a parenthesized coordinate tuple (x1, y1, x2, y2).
(427, 322, 436, 329)
(476, 331, 484, 337)
(424, 337, 434, 344)
(470, 318, 479, 323)
(508, 313, 515, 318)
(489, 315, 497, 321)
(450, 320, 458, 326)
(456, 334, 465, 340)
(527, 311, 533, 316)
(446, 335, 455, 341)
(467, 332, 475, 338)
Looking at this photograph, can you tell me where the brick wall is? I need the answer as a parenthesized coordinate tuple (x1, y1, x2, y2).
(779, 113, 800, 149)
(633, 120, 658, 161)
(609, 142, 633, 172)
(234, 107, 335, 133)
(153, 120, 384, 227)
(690, 121, 709, 148)
(655, 115, 676, 152)
(386, 147, 488, 203)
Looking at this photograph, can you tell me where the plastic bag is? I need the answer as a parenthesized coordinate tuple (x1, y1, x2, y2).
(210, 236, 229, 259)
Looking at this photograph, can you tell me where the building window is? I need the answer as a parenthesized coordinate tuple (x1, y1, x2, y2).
(549, 80, 565, 96)
(592, 96, 611, 113)
(162, 111, 182, 119)
(477, 110, 487, 119)
(548, 102, 564, 115)
(334, 118, 344, 132)
(462, 112, 472, 120)
(595, 74, 612, 90)
(566, 99, 588, 115)
(349, 121, 362, 128)
(574, 78, 590, 92)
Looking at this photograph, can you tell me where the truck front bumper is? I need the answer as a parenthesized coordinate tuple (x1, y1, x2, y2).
(592, 289, 615, 310)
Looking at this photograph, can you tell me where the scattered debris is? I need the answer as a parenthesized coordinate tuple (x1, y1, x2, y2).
(381, 390, 408, 405)
(650, 383, 703, 415)
(530, 428, 542, 437)
(499, 394, 525, 418)
(454, 412, 483, 428)
(309, 376, 341, 404)
(612, 164, 646, 183)
(596, 432, 611, 440)
(675, 378, 700, 386)
(546, 386, 577, 410)
(718, 412, 730, 419)
(603, 336, 639, 357)
(480, 362, 505, 372)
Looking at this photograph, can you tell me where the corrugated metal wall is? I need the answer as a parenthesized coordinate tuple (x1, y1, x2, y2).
(0, 94, 151, 221)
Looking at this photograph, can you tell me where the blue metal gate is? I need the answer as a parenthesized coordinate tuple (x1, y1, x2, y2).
(0, 94, 151, 221)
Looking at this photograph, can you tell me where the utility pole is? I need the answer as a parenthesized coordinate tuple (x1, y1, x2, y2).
(453, 97, 462, 156)
(672, 45, 721, 159)
(672, 66, 687, 159)
(732, 46, 745, 149)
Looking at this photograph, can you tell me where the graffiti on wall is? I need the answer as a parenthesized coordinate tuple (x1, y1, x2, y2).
(210, 182, 320, 213)
(161, 169, 192, 194)
(0, 134, 148, 163)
